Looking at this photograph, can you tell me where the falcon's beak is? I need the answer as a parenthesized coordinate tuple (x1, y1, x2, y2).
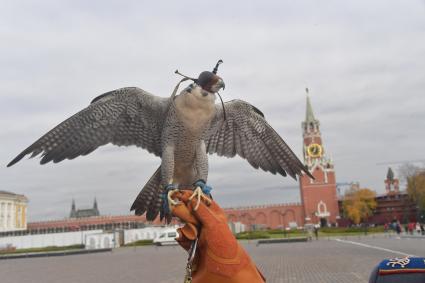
(219, 79, 225, 91)
(214, 78, 225, 92)
(207, 78, 226, 94)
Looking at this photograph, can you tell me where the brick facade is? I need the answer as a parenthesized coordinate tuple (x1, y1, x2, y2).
(299, 168, 339, 225)
(224, 203, 304, 230)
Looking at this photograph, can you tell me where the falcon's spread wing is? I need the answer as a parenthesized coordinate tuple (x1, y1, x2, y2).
(8, 87, 169, 167)
(206, 99, 313, 179)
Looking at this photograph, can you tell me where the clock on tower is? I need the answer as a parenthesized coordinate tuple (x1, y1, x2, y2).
(307, 143, 323, 158)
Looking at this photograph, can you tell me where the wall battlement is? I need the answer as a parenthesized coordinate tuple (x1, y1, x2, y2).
(224, 202, 302, 211)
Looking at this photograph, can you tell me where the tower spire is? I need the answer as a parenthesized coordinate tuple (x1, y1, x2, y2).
(305, 88, 316, 123)
(385, 167, 399, 193)
(93, 197, 100, 216)
(70, 199, 76, 218)
(386, 167, 394, 181)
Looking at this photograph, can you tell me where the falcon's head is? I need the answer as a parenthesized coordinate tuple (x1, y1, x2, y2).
(197, 71, 225, 93)
(175, 60, 225, 94)
(196, 60, 225, 93)
(176, 60, 227, 119)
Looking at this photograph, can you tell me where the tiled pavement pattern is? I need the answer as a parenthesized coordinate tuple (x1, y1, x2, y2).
(1, 235, 424, 283)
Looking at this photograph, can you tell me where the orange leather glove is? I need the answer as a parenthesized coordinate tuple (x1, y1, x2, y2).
(170, 190, 266, 283)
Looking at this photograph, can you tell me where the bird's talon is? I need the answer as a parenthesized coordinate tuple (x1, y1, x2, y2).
(167, 188, 180, 210)
(189, 186, 209, 211)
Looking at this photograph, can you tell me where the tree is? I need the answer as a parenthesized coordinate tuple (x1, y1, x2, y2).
(407, 170, 425, 221)
(398, 163, 425, 222)
(343, 188, 377, 224)
(398, 163, 420, 183)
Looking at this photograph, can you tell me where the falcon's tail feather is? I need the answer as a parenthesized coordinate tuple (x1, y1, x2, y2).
(131, 166, 167, 222)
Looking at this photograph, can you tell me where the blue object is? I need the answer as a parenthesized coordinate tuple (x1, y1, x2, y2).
(369, 257, 425, 283)
(378, 256, 425, 275)
(194, 179, 213, 197)
(161, 184, 177, 214)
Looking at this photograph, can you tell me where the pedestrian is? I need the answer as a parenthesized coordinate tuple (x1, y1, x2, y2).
(420, 223, 424, 236)
(408, 222, 414, 235)
(396, 223, 402, 235)
(416, 222, 421, 235)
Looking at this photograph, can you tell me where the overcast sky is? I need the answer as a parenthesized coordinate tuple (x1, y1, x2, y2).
(1, 0, 424, 221)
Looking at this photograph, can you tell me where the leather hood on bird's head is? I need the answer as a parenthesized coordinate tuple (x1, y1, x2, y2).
(196, 59, 224, 93)
(175, 60, 224, 93)
(196, 71, 223, 92)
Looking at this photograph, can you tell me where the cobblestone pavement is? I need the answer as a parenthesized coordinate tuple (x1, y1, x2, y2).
(1, 235, 424, 283)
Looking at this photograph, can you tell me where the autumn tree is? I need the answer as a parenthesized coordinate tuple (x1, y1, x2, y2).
(343, 187, 377, 224)
(398, 163, 421, 182)
(406, 169, 425, 220)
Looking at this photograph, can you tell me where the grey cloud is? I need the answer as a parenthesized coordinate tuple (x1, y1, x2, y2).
(1, 0, 424, 220)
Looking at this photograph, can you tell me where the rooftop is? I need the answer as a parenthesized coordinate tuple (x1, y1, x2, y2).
(0, 190, 28, 201)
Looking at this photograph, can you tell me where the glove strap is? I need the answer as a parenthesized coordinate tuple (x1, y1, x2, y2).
(184, 263, 192, 283)
(183, 237, 198, 283)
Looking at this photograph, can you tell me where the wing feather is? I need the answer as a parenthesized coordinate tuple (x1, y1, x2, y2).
(206, 99, 313, 180)
(8, 87, 169, 167)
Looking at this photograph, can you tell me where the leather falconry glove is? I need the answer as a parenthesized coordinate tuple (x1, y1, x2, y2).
(170, 190, 266, 283)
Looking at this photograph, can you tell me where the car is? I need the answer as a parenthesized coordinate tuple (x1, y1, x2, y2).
(153, 228, 178, 246)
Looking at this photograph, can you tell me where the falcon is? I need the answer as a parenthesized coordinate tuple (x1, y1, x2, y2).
(7, 60, 313, 222)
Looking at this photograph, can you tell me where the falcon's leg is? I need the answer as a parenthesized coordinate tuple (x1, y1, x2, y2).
(163, 183, 179, 213)
(161, 144, 177, 214)
(189, 142, 212, 210)
(161, 144, 175, 187)
(189, 180, 212, 211)
(160, 183, 180, 215)
(194, 141, 209, 183)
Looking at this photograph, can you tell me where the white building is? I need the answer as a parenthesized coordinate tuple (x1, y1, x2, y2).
(0, 230, 103, 250)
(0, 226, 180, 250)
(228, 222, 246, 234)
(0, 191, 28, 232)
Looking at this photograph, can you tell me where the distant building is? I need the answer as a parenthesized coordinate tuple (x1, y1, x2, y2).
(337, 168, 418, 225)
(369, 168, 417, 224)
(27, 215, 153, 235)
(299, 94, 339, 226)
(385, 167, 399, 194)
(224, 93, 340, 229)
(0, 191, 28, 232)
(70, 198, 100, 218)
(0, 196, 173, 237)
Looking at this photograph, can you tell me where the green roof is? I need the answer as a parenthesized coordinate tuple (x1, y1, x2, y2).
(305, 95, 316, 123)
(387, 167, 394, 181)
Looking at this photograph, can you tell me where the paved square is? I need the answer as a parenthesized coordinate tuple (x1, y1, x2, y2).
(1, 235, 424, 283)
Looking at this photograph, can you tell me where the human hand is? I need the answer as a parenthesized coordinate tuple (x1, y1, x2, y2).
(170, 190, 265, 283)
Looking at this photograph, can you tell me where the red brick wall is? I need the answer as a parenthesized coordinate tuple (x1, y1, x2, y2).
(224, 203, 304, 230)
(300, 168, 339, 225)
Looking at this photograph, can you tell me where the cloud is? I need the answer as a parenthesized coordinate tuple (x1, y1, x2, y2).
(1, 0, 424, 221)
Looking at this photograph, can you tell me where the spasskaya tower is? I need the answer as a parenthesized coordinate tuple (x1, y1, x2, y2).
(299, 90, 339, 226)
